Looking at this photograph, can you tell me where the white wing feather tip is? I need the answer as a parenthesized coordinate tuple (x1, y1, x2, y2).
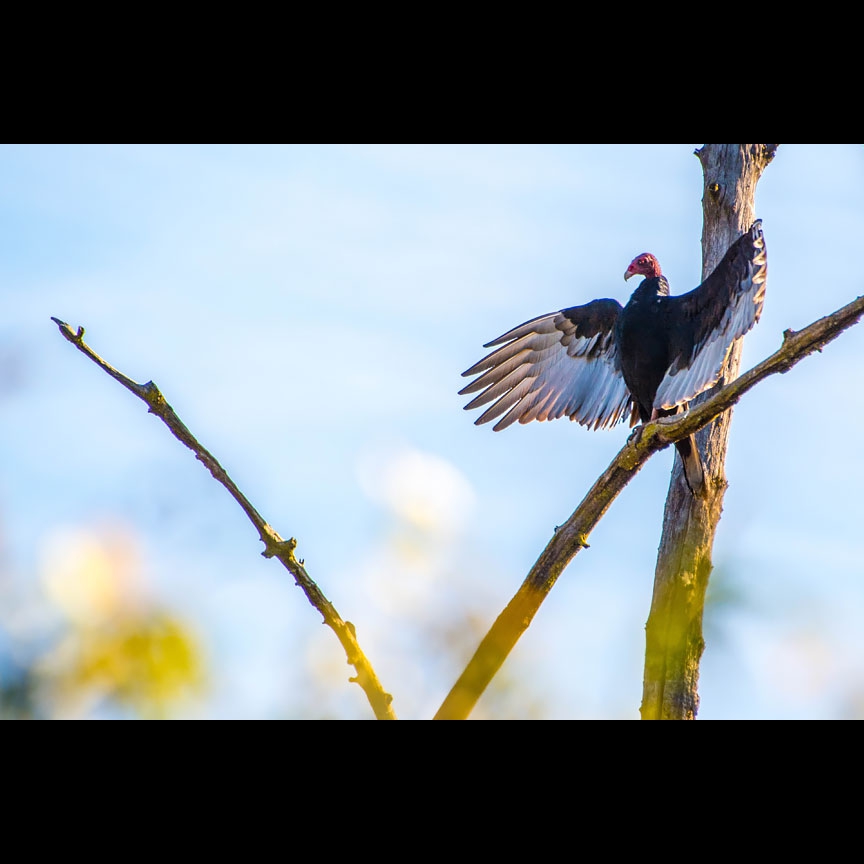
(464, 220, 766, 432)
(653, 219, 767, 411)
(462, 308, 631, 432)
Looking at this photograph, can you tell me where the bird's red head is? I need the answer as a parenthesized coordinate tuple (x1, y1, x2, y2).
(624, 253, 662, 281)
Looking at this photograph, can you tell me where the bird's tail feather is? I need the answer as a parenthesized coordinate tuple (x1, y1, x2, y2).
(675, 435, 704, 493)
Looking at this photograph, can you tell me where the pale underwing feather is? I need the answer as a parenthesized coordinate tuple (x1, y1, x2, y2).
(462, 305, 631, 432)
(476, 377, 536, 427)
(461, 221, 765, 435)
(654, 221, 767, 411)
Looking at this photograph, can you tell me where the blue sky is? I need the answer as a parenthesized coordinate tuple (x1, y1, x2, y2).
(1, 144, 862, 719)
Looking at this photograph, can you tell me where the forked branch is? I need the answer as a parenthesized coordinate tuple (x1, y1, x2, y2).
(434, 293, 864, 720)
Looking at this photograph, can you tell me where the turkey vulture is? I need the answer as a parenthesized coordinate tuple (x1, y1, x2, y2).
(459, 220, 767, 491)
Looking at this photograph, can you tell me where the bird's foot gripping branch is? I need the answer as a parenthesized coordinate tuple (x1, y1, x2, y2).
(460, 222, 767, 491)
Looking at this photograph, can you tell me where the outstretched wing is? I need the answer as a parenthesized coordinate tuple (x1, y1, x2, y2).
(654, 219, 767, 410)
(459, 298, 632, 432)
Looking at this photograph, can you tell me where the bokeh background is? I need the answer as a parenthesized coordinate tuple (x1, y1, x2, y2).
(1, 143, 862, 720)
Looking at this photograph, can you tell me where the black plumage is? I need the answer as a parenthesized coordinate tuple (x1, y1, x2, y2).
(460, 220, 768, 491)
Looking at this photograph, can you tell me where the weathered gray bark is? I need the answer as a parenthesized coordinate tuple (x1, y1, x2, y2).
(434, 276, 864, 721)
(640, 144, 779, 720)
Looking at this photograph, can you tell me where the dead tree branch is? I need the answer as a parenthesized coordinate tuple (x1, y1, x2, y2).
(50, 317, 396, 720)
(641, 144, 776, 720)
(434, 293, 864, 721)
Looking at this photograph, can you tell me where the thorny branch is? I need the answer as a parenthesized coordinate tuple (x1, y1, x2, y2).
(51, 317, 396, 720)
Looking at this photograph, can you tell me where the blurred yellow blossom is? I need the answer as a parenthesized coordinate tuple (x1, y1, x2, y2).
(37, 524, 205, 719)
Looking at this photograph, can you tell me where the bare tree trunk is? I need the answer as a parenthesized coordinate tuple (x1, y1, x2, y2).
(640, 144, 779, 720)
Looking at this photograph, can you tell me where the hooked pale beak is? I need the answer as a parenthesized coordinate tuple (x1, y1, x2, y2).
(624, 268, 636, 281)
